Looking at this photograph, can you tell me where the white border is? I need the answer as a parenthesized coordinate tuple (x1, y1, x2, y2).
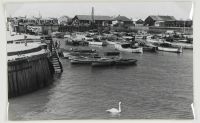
(0, 0, 199, 123)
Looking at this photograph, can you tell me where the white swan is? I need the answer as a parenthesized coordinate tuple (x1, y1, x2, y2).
(106, 102, 121, 114)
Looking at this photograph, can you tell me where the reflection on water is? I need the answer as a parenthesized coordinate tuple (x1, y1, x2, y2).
(8, 42, 193, 120)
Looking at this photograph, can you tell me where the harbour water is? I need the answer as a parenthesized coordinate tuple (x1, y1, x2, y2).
(8, 41, 193, 120)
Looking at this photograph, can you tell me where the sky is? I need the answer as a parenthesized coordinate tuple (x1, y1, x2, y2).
(5, 2, 193, 20)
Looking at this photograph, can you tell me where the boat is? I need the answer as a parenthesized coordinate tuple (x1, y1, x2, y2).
(137, 40, 158, 52)
(70, 57, 96, 64)
(170, 42, 193, 49)
(91, 58, 115, 67)
(104, 51, 120, 56)
(70, 48, 96, 53)
(157, 42, 183, 53)
(114, 43, 143, 53)
(135, 35, 145, 39)
(122, 36, 134, 41)
(142, 46, 158, 52)
(158, 47, 183, 53)
(106, 40, 117, 45)
(63, 52, 70, 58)
(115, 58, 137, 65)
(88, 40, 103, 46)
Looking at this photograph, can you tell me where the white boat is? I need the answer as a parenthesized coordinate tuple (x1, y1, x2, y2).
(177, 39, 187, 42)
(146, 38, 164, 43)
(158, 46, 183, 53)
(63, 52, 71, 58)
(88, 41, 103, 46)
(122, 36, 134, 41)
(135, 35, 144, 39)
(114, 43, 143, 53)
(169, 42, 193, 49)
(106, 40, 117, 45)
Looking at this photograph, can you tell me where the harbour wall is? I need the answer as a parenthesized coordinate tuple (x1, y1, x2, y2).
(8, 54, 54, 98)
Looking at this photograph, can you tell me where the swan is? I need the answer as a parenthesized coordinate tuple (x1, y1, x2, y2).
(106, 102, 121, 114)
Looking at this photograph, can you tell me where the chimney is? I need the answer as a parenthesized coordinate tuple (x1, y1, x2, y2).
(91, 7, 94, 23)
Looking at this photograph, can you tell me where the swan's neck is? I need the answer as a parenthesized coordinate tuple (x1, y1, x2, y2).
(119, 103, 121, 112)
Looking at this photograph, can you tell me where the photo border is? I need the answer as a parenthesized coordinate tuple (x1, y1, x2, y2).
(0, 0, 199, 123)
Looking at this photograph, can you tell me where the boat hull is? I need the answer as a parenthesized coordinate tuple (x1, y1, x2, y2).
(70, 60, 93, 64)
(91, 59, 115, 67)
(143, 47, 157, 52)
(70, 58, 96, 64)
(106, 41, 116, 45)
(115, 59, 137, 65)
(158, 47, 183, 53)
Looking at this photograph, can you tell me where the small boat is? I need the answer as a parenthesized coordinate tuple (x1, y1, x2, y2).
(70, 48, 96, 53)
(135, 35, 145, 39)
(114, 43, 143, 53)
(91, 58, 115, 67)
(158, 46, 183, 53)
(104, 51, 120, 56)
(115, 58, 137, 65)
(70, 58, 95, 64)
(142, 47, 158, 52)
(106, 40, 116, 45)
(137, 41, 158, 52)
(63, 52, 71, 58)
(170, 42, 193, 49)
(88, 40, 103, 46)
(157, 42, 183, 53)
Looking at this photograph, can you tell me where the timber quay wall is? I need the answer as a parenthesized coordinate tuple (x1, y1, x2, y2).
(8, 53, 54, 98)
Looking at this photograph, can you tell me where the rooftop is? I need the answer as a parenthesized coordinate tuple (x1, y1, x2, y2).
(74, 15, 113, 21)
(148, 15, 176, 21)
(114, 15, 132, 22)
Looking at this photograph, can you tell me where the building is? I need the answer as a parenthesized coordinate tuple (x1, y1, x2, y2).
(135, 19, 144, 26)
(72, 15, 113, 26)
(144, 15, 176, 27)
(113, 15, 133, 26)
(7, 16, 59, 35)
(58, 16, 72, 25)
(164, 20, 193, 27)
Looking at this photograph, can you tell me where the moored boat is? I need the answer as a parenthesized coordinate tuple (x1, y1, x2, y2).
(115, 58, 137, 65)
(157, 46, 183, 53)
(63, 52, 71, 58)
(91, 58, 115, 67)
(88, 40, 103, 46)
(114, 43, 143, 53)
(137, 40, 158, 52)
(142, 47, 158, 52)
(70, 58, 96, 64)
(170, 42, 193, 49)
(157, 42, 183, 53)
(106, 40, 116, 45)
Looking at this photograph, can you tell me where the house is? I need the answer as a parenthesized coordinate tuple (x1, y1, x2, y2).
(144, 15, 176, 27)
(72, 15, 113, 26)
(135, 19, 144, 26)
(113, 15, 133, 26)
